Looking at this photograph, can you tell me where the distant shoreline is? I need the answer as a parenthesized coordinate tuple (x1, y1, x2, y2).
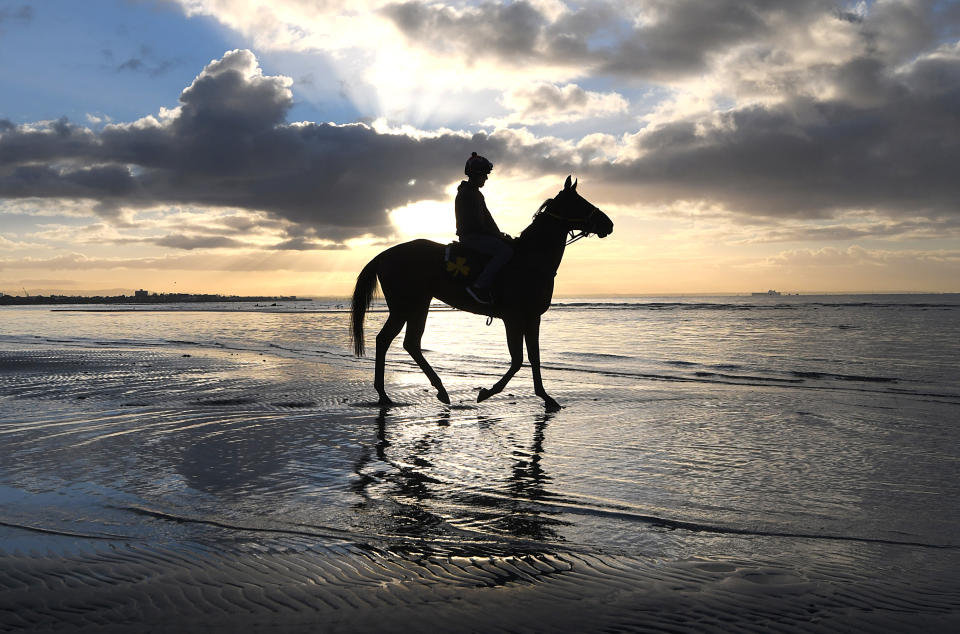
(3, 292, 957, 308)
(0, 294, 309, 306)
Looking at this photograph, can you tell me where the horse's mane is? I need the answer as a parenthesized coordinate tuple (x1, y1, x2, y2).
(517, 198, 555, 243)
(533, 198, 553, 218)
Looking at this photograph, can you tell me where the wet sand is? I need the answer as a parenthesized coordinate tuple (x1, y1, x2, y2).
(2, 344, 959, 632)
(6, 540, 960, 633)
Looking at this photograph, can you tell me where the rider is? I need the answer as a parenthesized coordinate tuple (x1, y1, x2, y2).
(456, 152, 513, 304)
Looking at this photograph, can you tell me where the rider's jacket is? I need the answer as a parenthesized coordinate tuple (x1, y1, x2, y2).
(455, 181, 502, 237)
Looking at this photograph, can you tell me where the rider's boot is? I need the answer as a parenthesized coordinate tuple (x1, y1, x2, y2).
(467, 285, 493, 304)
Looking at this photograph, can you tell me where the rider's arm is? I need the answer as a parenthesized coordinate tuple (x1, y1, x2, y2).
(477, 196, 502, 237)
(455, 187, 482, 235)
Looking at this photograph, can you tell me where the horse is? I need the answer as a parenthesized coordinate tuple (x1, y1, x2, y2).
(351, 176, 614, 411)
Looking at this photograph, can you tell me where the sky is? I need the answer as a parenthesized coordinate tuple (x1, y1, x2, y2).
(1, 0, 959, 297)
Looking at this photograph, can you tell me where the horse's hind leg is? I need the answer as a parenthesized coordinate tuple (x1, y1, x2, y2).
(478, 318, 524, 403)
(375, 313, 405, 406)
(403, 302, 450, 404)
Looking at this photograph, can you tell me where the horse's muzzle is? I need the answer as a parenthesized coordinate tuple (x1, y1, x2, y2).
(596, 218, 613, 238)
(589, 209, 613, 238)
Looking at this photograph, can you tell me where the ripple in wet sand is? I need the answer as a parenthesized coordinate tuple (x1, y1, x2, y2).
(2, 345, 959, 631)
(2, 539, 959, 633)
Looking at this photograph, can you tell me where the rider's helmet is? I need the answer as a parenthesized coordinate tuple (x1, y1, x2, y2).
(464, 152, 493, 176)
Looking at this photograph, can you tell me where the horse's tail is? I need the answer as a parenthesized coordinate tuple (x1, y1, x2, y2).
(351, 255, 381, 357)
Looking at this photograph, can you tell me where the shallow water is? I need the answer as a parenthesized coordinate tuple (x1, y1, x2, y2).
(1, 295, 959, 631)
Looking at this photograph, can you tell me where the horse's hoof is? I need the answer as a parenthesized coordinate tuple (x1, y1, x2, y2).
(378, 395, 395, 407)
(477, 388, 493, 402)
(543, 397, 562, 412)
(437, 389, 450, 404)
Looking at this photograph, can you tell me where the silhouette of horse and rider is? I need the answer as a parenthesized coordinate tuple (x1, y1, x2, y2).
(352, 153, 614, 411)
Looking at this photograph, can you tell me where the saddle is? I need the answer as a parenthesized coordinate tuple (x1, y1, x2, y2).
(443, 242, 490, 285)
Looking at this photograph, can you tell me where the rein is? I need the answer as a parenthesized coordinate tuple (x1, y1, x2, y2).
(538, 203, 600, 245)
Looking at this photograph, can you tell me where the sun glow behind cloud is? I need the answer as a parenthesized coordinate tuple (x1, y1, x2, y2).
(389, 199, 455, 240)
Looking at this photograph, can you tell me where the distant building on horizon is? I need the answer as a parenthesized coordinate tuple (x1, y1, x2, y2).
(135, 289, 149, 298)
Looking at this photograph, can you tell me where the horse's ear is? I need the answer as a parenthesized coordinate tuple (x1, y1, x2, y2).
(573, 178, 578, 190)
(564, 175, 573, 191)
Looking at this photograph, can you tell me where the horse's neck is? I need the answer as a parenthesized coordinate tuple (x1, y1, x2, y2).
(518, 218, 567, 276)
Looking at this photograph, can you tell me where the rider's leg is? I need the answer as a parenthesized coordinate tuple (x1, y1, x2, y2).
(460, 234, 513, 289)
(460, 234, 513, 304)
(475, 241, 512, 289)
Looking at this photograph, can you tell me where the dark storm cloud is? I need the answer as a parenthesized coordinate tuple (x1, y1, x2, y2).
(596, 0, 821, 78)
(381, 0, 835, 78)
(5, 28, 960, 240)
(0, 163, 136, 199)
(0, 117, 97, 164)
(382, 0, 547, 61)
(0, 50, 509, 239)
(587, 50, 960, 218)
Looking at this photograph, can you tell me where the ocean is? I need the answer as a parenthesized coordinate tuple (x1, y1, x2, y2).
(1, 294, 958, 631)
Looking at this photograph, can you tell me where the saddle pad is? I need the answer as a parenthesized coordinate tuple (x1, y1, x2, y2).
(444, 243, 489, 284)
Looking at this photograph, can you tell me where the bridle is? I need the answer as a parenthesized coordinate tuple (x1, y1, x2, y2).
(538, 200, 603, 245)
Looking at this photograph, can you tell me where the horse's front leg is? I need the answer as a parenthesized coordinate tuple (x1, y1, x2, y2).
(525, 316, 561, 412)
(478, 319, 524, 402)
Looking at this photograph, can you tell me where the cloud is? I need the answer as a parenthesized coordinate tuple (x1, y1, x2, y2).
(270, 237, 346, 250)
(488, 82, 628, 126)
(16, 279, 79, 287)
(587, 44, 960, 219)
(0, 250, 348, 273)
(0, 197, 101, 218)
(382, 1, 552, 63)
(114, 45, 178, 77)
(0, 234, 39, 250)
(27, 207, 346, 252)
(152, 234, 250, 250)
(377, 1, 960, 90)
(733, 215, 960, 243)
(0, 50, 517, 240)
(379, 1, 841, 80)
(764, 245, 960, 267)
(6, 1, 960, 249)
(0, 4, 32, 24)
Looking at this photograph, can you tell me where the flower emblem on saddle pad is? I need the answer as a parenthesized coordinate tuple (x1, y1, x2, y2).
(446, 256, 471, 277)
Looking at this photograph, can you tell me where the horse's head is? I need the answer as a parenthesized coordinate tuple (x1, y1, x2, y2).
(549, 176, 614, 238)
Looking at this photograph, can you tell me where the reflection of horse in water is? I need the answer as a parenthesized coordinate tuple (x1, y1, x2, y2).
(352, 177, 614, 411)
(353, 408, 565, 541)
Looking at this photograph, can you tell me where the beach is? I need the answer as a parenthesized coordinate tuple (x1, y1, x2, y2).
(2, 297, 959, 632)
